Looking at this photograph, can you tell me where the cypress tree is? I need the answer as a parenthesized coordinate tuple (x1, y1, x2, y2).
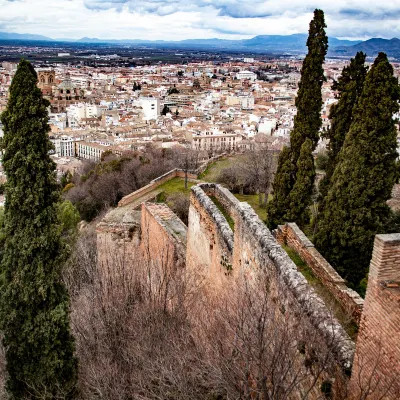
(266, 146, 294, 229)
(286, 139, 316, 228)
(314, 53, 400, 286)
(267, 9, 328, 228)
(0, 60, 78, 398)
(319, 52, 368, 200)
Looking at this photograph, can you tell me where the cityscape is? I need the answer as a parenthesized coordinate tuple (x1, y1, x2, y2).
(0, 2, 399, 400)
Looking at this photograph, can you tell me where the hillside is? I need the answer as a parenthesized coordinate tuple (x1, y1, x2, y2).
(331, 38, 400, 57)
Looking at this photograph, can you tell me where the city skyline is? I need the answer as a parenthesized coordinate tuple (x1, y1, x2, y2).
(0, 0, 399, 41)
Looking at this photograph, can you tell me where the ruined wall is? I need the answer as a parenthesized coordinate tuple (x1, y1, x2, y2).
(96, 206, 142, 271)
(186, 185, 234, 290)
(276, 223, 364, 324)
(349, 234, 400, 399)
(187, 183, 355, 398)
(140, 202, 187, 271)
(118, 168, 198, 207)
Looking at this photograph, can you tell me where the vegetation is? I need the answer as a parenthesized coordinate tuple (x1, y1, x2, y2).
(287, 139, 316, 228)
(315, 53, 400, 287)
(65, 147, 185, 221)
(319, 52, 368, 200)
(0, 59, 77, 398)
(267, 9, 328, 228)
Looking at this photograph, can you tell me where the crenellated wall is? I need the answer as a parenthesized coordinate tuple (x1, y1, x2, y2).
(276, 223, 364, 324)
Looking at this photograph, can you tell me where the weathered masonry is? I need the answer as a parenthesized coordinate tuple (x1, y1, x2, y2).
(97, 178, 400, 399)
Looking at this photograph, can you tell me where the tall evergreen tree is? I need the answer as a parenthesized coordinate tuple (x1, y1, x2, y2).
(0, 60, 78, 398)
(314, 53, 400, 287)
(286, 139, 316, 228)
(319, 52, 368, 200)
(266, 146, 294, 229)
(267, 9, 328, 228)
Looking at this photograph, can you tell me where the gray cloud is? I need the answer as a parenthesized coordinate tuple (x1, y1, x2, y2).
(82, 0, 400, 21)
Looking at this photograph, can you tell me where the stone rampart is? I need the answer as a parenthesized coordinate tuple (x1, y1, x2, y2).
(186, 184, 234, 288)
(187, 183, 355, 386)
(349, 234, 400, 399)
(141, 202, 187, 271)
(276, 223, 364, 324)
(118, 168, 198, 207)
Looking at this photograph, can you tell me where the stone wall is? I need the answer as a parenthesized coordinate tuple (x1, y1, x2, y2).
(187, 183, 355, 397)
(141, 202, 187, 271)
(96, 206, 142, 272)
(349, 234, 400, 399)
(186, 184, 234, 290)
(118, 168, 198, 207)
(275, 223, 364, 324)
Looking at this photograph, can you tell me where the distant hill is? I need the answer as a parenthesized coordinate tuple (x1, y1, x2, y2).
(75, 34, 361, 53)
(330, 38, 400, 57)
(0, 31, 52, 41)
(0, 31, 399, 57)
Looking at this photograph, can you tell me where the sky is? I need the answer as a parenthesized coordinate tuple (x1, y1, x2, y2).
(0, 0, 399, 41)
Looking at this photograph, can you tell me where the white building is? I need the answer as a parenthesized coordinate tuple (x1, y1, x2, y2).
(67, 103, 102, 128)
(239, 95, 255, 110)
(258, 119, 277, 135)
(140, 97, 161, 121)
(50, 135, 76, 157)
(236, 70, 257, 81)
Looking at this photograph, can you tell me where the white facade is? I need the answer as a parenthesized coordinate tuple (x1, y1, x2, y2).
(60, 136, 75, 157)
(240, 96, 255, 110)
(258, 119, 277, 135)
(140, 97, 160, 121)
(236, 70, 257, 81)
(66, 103, 102, 128)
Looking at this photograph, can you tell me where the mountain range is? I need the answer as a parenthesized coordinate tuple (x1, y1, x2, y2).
(0, 31, 399, 57)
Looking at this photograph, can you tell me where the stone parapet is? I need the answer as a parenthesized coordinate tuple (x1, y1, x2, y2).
(349, 234, 400, 399)
(275, 223, 364, 324)
(188, 183, 355, 380)
(118, 168, 198, 207)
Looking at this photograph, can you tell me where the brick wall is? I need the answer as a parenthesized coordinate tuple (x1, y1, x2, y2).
(118, 168, 198, 207)
(186, 183, 355, 398)
(275, 223, 364, 324)
(349, 234, 400, 399)
(140, 202, 187, 271)
(186, 185, 234, 291)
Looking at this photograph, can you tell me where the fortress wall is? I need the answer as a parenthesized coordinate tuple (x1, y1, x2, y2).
(349, 234, 400, 399)
(140, 202, 187, 271)
(96, 208, 142, 284)
(118, 169, 198, 207)
(276, 223, 364, 324)
(186, 185, 234, 290)
(187, 183, 355, 397)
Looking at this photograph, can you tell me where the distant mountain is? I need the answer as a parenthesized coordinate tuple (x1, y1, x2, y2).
(0, 31, 52, 41)
(75, 34, 361, 53)
(0, 30, 399, 57)
(331, 38, 400, 57)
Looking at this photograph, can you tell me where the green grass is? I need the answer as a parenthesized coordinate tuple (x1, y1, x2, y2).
(282, 244, 359, 340)
(234, 193, 269, 221)
(209, 196, 235, 231)
(157, 177, 195, 196)
(200, 155, 245, 182)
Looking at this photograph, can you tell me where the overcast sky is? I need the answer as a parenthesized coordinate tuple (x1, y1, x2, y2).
(0, 0, 399, 40)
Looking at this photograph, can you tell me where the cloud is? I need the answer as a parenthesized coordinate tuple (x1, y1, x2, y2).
(0, 0, 400, 40)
